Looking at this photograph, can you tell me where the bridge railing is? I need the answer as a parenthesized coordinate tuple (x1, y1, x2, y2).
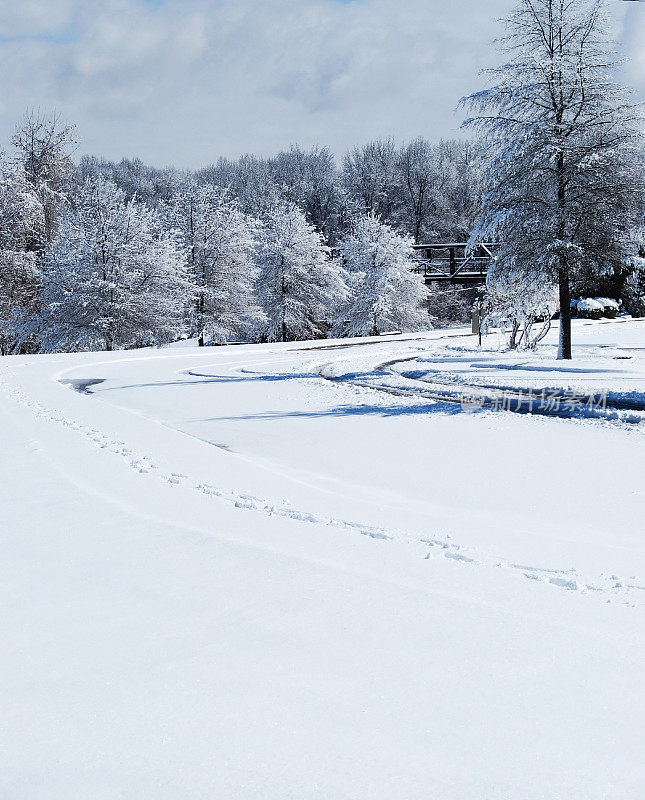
(413, 256, 491, 278)
(412, 243, 498, 281)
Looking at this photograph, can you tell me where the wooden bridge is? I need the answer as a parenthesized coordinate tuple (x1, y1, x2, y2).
(412, 242, 498, 284)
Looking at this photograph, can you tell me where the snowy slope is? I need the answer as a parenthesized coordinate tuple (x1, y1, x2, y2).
(1, 319, 644, 799)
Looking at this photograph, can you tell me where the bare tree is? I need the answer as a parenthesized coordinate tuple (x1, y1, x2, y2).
(12, 109, 77, 245)
(269, 145, 345, 244)
(398, 138, 446, 244)
(343, 139, 401, 222)
(436, 139, 483, 241)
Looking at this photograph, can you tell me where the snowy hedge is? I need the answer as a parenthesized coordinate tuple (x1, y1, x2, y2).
(571, 297, 620, 319)
(593, 298, 619, 319)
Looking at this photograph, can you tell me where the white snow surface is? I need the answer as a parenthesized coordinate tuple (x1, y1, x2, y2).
(1, 318, 644, 799)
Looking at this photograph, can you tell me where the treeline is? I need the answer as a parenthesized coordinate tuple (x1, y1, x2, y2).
(80, 137, 482, 246)
(0, 111, 481, 354)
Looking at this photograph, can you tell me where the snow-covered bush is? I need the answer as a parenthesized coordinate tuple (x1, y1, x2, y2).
(594, 297, 619, 319)
(571, 297, 621, 319)
(483, 263, 557, 350)
(571, 298, 604, 320)
(332, 214, 430, 337)
(258, 202, 347, 342)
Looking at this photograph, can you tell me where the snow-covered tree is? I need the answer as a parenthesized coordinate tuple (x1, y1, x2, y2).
(12, 110, 77, 245)
(25, 176, 186, 352)
(77, 155, 182, 207)
(258, 203, 347, 342)
(623, 262, 645, 318)
(462, 0, 644, 359)
(333, 214, 429, 337)
(622, 222, 645, 317)
(398, 138, 447, 244)
(0, 155, 44, 354)
(171, 183, 264, 345)
(197, 154, 280, 219)
(0, 250, 40, 355)
(343, 139, 401, 223)
(268, 145, 345, 244)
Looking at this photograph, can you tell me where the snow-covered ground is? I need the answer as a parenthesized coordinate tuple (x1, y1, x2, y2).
(1, 318, 644, 799)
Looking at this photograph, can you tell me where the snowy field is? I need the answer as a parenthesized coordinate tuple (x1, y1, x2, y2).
(1, 317, 644, 799)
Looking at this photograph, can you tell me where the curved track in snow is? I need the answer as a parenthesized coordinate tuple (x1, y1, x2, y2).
(314, 347, 645, 426)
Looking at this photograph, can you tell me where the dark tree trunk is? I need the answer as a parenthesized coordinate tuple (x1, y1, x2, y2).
(280, 257, 287, 343)
(609, 267, 629, 303)
(555, 141, 572, 359)
(509, 319, 521, 349)
(558, 267, 572, 360)
(197, 290, 205, 347)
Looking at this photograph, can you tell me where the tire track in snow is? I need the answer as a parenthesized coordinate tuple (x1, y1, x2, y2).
(317, 356, 645, 427)
(175, 358, 645, 606)
(180, 356, 645, 606)
(303, 354, 645, 605)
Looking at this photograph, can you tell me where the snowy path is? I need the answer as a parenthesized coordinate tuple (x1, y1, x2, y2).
(1, 320, 644, 799)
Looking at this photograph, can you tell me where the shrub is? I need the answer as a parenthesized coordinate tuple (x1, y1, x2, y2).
(622, 263, 645, 317)
(594, 297, 619, 319)
(571, 298, 604, 320)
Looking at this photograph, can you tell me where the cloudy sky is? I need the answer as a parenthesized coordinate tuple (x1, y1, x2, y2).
(0, 0, 641, 167)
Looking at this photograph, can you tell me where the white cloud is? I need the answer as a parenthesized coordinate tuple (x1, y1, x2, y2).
(619, 2, 645, 100)
(0, 0, 76, 37)
(0, 0, 639, 167)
